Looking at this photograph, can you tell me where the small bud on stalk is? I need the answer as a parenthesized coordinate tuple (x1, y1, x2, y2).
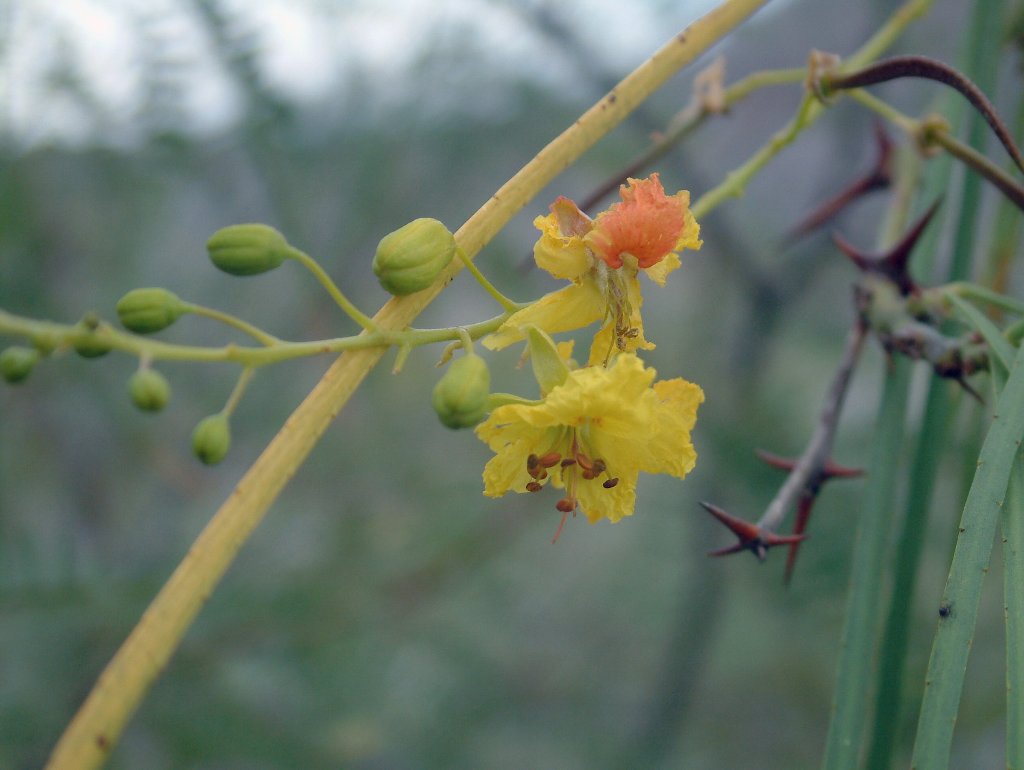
(206, 223, 291, 276)
(129, 369, 171, 412)
(432, 352, 491, 429)
(373, 218, 457, 296)
(116, 288, 187, 334)
(192, 414, 231, 465)
(0, 346, 41, 383)
(73, 314, 113, 358)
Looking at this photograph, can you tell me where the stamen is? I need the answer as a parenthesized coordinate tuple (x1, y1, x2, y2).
(560, 458, 577, 467)
(552, 509, 569, 544)
(551, 497, 577, 544)
(526, 481, 543, 493)
(527, 454, 540, 471)
(603, 478, 619, 489)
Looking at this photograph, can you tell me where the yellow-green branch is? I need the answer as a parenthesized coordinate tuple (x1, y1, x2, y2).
(0, 308, 513, 366)
(43, 1, 771, 767)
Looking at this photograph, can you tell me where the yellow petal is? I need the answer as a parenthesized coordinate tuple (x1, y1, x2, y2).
(642, 251, 680, 287)
(482, 280, 605, 351)
(645, 378, 704, 478)
(481, 438, 535, 497)
(577, 476, 637, 523)
(676, 208, 702, 252)
(533, 213, 591, 280)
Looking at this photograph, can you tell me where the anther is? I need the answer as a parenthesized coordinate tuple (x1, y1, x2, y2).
(555, 497, 576, 513)
(538, 452, 562, 468)
(526, 481, 543, 493)
(603, 478, 619, 489)
(575, 452, 595, 471)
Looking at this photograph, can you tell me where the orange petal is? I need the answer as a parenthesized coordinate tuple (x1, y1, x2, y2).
(587, 174, 689, 269)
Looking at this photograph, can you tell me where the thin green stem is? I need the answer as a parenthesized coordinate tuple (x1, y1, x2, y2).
(723, 67, 806, 102)
(183, 303, 280, 346)
(455, 327, 474, 352)
(1007, 319, 1024, 346)
(222, 367, 255, 417)
(0, 308, 514, 367)
(944, 282, 1024, 316)
(848, 89, 1024, 213)
(581, 67, 806, 207)
(285, 246, 379, 331)
(690, 0, 935, 222)
(691, 93, 817, 219)
(842, 0, 934, 70)
(455, 248, 520, 312)
(845, 88, 918, 133)
(930, 129, 1024, 212)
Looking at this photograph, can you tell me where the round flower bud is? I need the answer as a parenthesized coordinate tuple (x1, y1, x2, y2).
(192, 413, 231, 465)
(372, 218, 457, 296)
(74, 338, 112, 358)
(432, 352, 491, 429)
(128, 369, 171, 412)
(73, 313, 111, 358)
(0, 346, 40, 384)
(207, 223, 291, 276)
(116, 288, 187, 334)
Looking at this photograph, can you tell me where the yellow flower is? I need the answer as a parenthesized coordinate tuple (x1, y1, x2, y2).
(475, 353, 704, 539)
(483, 174, 701, 365)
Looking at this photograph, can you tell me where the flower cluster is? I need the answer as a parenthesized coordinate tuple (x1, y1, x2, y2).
(474, 174, 705, 538)
(484, 174, 701, 365)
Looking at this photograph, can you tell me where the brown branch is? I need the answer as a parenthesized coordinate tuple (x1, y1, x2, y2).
(755, 318, 868, 534)
(826, 55, 1024, 175)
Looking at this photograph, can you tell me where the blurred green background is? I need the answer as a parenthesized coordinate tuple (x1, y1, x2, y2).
(1, 1, 1019, 767)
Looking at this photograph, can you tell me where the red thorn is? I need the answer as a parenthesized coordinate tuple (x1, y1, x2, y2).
(821, 461, 865, 480)
(870, 120, 894, 186)
(832, 197, 942, 296)
(783, 495, 816, 585)
(755, 449, 864, 481)
(755, 449, 798, 472)
(701, 502, 806, 563)
(786, 122, 893, 241)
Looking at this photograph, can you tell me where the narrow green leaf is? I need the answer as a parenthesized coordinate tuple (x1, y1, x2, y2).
(947, 292, 1014, 378)
(821, 359, 911, 770)
(911, 342, 1024, 769)
(867, 376, 951, 769)
(1004, 454, 1024, 770)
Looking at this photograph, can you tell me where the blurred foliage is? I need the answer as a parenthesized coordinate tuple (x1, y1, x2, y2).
(0, 1, 1019, 768)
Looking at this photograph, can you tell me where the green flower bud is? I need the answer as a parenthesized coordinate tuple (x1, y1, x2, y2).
(73, 313, 112, 358)
(74, 338, 112, 358)
(432, 352, 491, 429)
(192, 413, 231, 465)
(207, 223, 291, 276)
(116, 288, 187, 334)
(0, 346, 41, 384)
(129, 369, 171, 412)
(373, 218, 456, 296)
